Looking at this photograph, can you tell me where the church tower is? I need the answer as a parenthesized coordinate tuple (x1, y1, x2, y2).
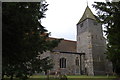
(77, 6, 107, 75)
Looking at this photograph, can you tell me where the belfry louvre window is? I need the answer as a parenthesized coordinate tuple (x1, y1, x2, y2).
(60, 58, 66, 68)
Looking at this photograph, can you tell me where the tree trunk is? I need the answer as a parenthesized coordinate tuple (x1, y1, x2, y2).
(2, 72, 5, 80)
(10, 74, 13, 80)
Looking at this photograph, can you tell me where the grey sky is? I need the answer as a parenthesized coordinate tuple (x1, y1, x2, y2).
(42, 0, 106, 41)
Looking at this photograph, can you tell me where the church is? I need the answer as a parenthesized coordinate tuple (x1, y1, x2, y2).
(40, 6, 113, 76)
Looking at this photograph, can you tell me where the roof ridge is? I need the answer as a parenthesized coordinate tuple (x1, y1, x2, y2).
(63, 39, 76, 42)
(49, 37, 76, 42)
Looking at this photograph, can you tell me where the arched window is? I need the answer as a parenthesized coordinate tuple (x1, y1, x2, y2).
(60, 58, 66, 68)
(75, 57, 79, 66)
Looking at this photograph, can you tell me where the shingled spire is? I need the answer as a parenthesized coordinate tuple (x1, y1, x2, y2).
(77, 6, 96, 24)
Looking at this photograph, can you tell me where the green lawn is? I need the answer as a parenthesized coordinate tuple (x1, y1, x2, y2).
(4, 75, 116, 80)
(67, 75, 116, 78)
(29, 75, 116, 80)
(30, 75, 116, 78)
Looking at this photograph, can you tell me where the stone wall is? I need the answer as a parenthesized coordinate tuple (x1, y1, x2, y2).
(40, 51, 81, 75)
(77, 20, 94, 75)
(77, 18, 113, 75)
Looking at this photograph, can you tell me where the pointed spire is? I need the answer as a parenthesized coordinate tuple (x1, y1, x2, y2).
(77, 6, 96, 24)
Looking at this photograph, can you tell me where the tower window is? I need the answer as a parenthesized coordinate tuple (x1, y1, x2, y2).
(80, 23, 83, 27)
(60, 58, 66, 68)
(75, 57, 79, 66)
(91, 35, 93, 39)
(94, 22, 97, 25)
(79, 37, 80, 41)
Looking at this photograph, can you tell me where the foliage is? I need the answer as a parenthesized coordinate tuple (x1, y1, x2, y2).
(2, 2, 60, 80)
(93, 1, 120, 75)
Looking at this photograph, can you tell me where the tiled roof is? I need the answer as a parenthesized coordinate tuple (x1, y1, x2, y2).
(53, 38, 77, 53)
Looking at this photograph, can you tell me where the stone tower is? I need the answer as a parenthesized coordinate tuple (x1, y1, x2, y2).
(77, 6, 108, 75)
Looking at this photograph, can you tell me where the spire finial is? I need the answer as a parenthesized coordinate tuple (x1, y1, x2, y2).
(86, 0, 88, 6)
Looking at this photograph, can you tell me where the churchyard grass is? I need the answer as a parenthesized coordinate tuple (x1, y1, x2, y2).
(67, 75, 116, 78)
(4, 75, 116, 80)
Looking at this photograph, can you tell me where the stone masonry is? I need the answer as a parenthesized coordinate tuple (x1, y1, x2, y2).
(39, 6, 113, 76)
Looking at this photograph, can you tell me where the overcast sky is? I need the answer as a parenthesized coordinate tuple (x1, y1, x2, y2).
(42, 0, 106, 41)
